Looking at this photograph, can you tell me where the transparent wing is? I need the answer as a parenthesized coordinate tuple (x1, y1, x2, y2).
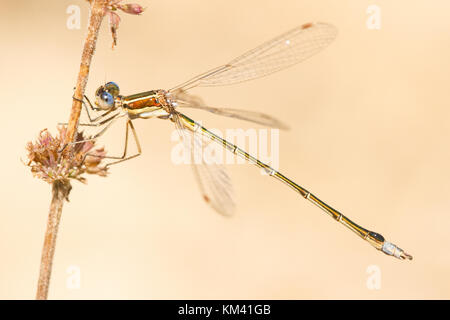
(170, 22, 337, 91)
(171, 89, 290, 129)
(173, 113, 236, 216)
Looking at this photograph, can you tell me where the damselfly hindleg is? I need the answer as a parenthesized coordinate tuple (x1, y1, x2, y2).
(102, 119, 142, 167)
(71, 118, 141, 167)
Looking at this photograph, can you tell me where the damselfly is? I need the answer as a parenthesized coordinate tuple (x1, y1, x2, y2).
(66, 22, 412, 260)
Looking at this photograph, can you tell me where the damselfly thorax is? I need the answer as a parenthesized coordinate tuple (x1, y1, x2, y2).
(65, 22, 411, 260)
(95, 85, 173, 119)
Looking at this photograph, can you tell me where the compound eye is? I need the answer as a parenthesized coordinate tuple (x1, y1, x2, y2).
(96, 91, 115, 110)
(95, 86, 105, 97)
(101, 91, 114, 105)
(105, 82, 120, 97)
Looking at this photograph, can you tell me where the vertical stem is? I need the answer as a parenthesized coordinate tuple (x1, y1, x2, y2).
(35, 0, 110, 300)
(36, 181, 71, 300)
(65, 0, 109, 145)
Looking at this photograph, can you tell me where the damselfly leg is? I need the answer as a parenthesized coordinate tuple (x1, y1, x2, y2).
(58, 112, 124, 152)
(67, 96, 118, 126)
(102, 119, 142, 167)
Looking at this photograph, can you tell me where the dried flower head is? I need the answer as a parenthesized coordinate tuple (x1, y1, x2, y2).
(117, 3, 145, 14)
(106, 0, 145, 48)
(26, 127, 108, 184)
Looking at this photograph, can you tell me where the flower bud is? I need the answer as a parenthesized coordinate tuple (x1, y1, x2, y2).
(118, 4, 145, 15)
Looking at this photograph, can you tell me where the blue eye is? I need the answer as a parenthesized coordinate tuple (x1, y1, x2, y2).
(101, 92, 114, 105)
(106, 82, 119, 90)
(105, 82, 120, 97)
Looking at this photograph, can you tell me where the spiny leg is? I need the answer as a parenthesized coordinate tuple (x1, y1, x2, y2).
(85, 118, 130, 162)
(59, 96, 116, 127)
(73, 95, 109, 123)
(81, 119, 142, 167)
(59, 113, 123, 152)
(58, 111, 119, 128)
(104, 120, 142, 167)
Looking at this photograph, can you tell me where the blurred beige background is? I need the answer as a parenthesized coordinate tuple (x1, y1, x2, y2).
(1, 0, 450, 299)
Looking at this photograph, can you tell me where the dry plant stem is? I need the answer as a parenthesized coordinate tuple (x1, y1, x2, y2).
(36, 181, 71, 300)
(66, 0, 109, 145)
(36, 0, 109, 300)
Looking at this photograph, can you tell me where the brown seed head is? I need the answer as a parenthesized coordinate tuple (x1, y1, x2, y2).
(25, 127, 108, 184)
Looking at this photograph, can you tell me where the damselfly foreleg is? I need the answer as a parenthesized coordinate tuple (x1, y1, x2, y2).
(71, 95, 117, 124)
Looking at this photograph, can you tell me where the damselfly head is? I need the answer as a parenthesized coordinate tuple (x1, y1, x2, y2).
(95, 82, 120, 110)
